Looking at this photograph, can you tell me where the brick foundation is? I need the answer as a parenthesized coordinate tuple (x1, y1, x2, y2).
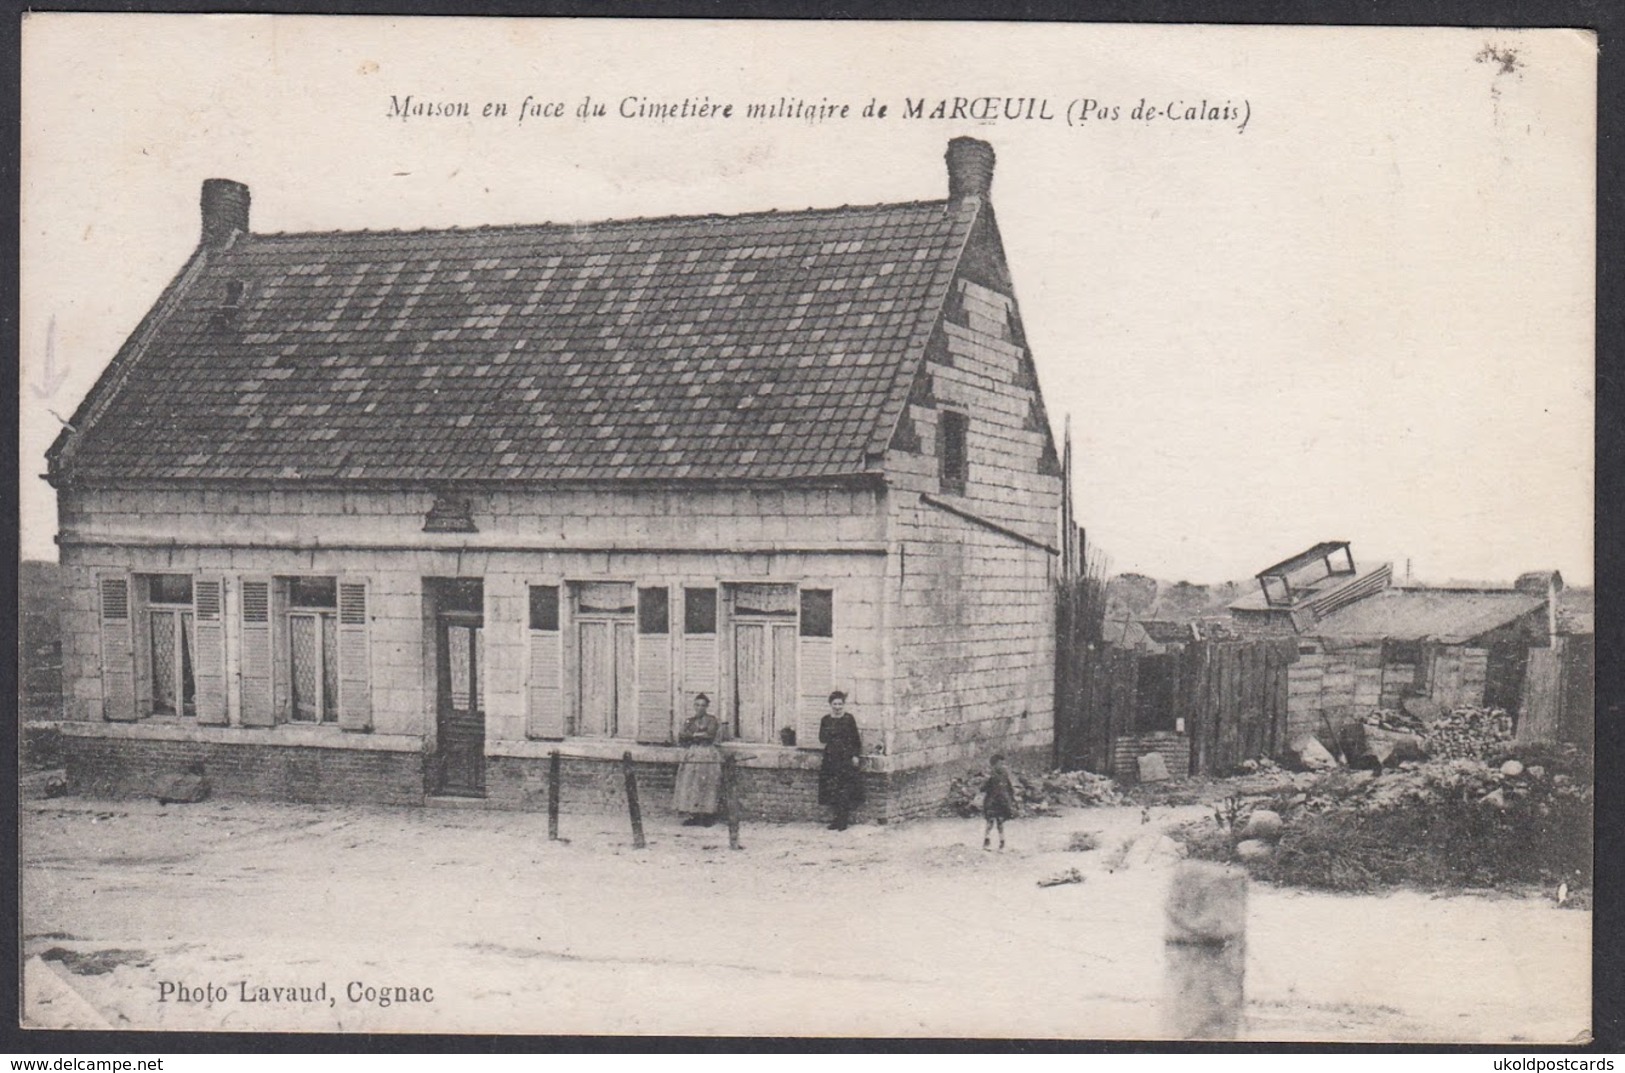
(52, 729, 1053, 823)
(58, 732, 427, 807)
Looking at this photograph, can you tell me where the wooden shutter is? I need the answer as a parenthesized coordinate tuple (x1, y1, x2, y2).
(192, 577, 229, 725)
(799, 635, 834, 748)
(238, 578, 276, 727)
(798, 589, 834, 748)
(613, 620, 636, 739)
(682, 634, 718, 708)
(527, 627, 564, 738)
(98, 575, 136, 721)
(130, 576, 153, 717)
(637, 632, 672, 744)
(336, 579, 372, 731)
(771, 622, 798, 743)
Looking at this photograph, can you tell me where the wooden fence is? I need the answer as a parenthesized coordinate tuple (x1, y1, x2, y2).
(1517, 634, 1594, 747)
(1056, 636, 1300, 777)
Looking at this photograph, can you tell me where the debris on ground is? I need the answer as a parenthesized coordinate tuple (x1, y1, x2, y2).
(943, 767, 1123, 817)
(1109, 832, 1185, 872)
(38, 947, 152, 976)
(20, 769, 69, 800)
(154, 766, 211, 806)
(1036, 867, 1084, 888)
(1173, 744, 1592, 893)
(1423, 706, 1514, 760)
(1066, 831, 1100, 852)
(1136, 752, 1171, 782)
(1289, 733, 1338, 771)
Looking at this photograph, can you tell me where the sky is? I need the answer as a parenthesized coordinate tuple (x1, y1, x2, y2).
(19, 17, 1596, 585)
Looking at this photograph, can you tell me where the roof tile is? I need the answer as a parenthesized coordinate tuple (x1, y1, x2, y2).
(66, 199, 972, 484)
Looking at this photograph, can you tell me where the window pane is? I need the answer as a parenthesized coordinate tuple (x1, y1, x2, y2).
(290, 615, 318, 722)
(179, 613, 195, 714)
(529, 585, 560, 631)
(289, 576, 337, 609)
(684, 588, 717, 635)
(149, 575, 193, 605)
(322, 614, 338, 721)
(448, 626, 472, 709)
(638, 587, 669, 634)
(151, 611, 177, 713)
(800, 589, 833, 638)
(439, 579, 484, 615)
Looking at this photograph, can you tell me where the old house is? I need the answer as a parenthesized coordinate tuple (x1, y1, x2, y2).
(46, 138, 1064, 821)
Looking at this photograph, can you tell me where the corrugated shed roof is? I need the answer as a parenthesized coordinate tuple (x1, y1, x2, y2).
(55, 199, 979, 483)
(1311, 588, 1544, 643)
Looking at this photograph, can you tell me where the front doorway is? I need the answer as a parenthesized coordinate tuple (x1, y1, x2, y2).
(432, 579, 485, 797)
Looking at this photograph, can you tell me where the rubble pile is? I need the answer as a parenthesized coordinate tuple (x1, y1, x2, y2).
(1422, 706, 1514, 760)
(1362, 707, 1426, 734)
(943, 767, 1123, 817)
(1175, 746, 1593, 893)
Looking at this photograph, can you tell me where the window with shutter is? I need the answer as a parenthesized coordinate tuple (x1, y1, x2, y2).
(98, 575, 137, 722)
(681, 587, 718, 711)
(193, 578, 230, 725)
(336, 580, 372, 731)
(238, 578, 276, 727)
(527, 584, 564, 739)
(636, 586, 672, 744)
(799, 589, 835, 748)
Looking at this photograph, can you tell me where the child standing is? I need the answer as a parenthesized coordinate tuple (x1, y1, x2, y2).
(981, 754, 1016, 851)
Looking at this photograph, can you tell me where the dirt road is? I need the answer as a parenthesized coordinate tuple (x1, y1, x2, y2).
(20, 797, 1590, 1041)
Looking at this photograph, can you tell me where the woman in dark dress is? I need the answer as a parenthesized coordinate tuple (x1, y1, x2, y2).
(818, 691, 863, 831)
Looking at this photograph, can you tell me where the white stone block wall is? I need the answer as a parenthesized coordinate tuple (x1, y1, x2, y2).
(879, 269, 1064, 772)
(56, 484, 890, 752)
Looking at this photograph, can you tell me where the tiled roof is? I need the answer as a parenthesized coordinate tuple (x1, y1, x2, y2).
(1311, 588, 1545, 644)
(57, 199, 978, 483)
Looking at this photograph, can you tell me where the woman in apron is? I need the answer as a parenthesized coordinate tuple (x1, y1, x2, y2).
(673, 693, 723, 826)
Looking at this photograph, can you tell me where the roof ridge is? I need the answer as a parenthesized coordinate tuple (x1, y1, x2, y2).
(247, 197, 956, 241)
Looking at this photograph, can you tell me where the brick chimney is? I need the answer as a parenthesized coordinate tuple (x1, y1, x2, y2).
(200, 178, 250, 248)
(945, 137, 995, 200)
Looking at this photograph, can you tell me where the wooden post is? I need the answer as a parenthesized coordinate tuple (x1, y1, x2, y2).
(622, 751, 646, 849)
(547, 750, 561, 841)
(1163, 860, 1247, 1039)
(722, 754, 742, 851)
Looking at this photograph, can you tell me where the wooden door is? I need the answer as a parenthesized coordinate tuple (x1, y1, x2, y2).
(578, 617, 635, 737)
(435, 613, 485, 796)
(732, 619, 797, 743)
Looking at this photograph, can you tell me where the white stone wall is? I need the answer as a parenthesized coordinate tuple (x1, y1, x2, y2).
(881, 272, 1063, 770)
(56, 485, 889, 753)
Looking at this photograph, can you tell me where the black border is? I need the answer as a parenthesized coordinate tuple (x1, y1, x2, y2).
(3, 0, 1617, 1057)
